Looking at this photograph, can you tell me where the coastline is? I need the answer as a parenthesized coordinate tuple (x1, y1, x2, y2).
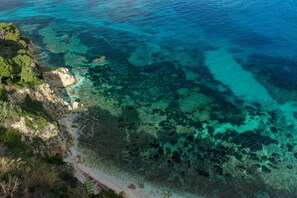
(1, 11, 297, 196)
(58, 73, 198, 198)
(57, 71, 156, 198)
(60, 113, 172, 198)
(23, 34, 156, 197)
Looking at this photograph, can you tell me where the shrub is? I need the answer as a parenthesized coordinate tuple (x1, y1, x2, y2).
(0, 23, 20, 41)
(0, 56, 13, 82)
(0, 87, 5, 101)
(0, 128, 28, 151)
(12, 54, 42, 87)
(0, 176, 22, 197)
(0, 157, 25, 175)
(12, 54, 31, 68)
(22, 95, 44, 115)
(18, 39, 26, 48)
(17, 49, 26, 54)
(0, 101, 22, 123)
(0, 23, 43, 87)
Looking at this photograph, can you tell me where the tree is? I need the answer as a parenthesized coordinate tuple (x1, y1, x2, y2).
(0, 56, 12, 83)
(12, 54, 31, 68)
(11, 54, 41, 86)
(0, 23, 20, 41)
(19, 63, 41, 85)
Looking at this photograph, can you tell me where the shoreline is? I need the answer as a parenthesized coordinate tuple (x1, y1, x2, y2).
(60, 115, 166, 198)
(58, 74, 197, 198)
(58, 73, 148, 198)
(59, 112, 199, 198)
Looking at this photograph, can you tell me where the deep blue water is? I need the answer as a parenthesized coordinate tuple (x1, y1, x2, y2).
(1, 0, 297, 197)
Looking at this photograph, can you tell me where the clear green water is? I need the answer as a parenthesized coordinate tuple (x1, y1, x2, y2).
(1, 0, 297, 197)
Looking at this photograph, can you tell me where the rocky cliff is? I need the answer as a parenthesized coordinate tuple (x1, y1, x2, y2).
(3, 67, 78, 157)
(8, 68, 77, 119)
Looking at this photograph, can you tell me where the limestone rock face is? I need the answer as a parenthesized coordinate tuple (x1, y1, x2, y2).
(8, 83, 72, 119)
(43, 67, 78, 88)
(6, 86, 30, 104)
(33, 83, 73, 119)
(5, 67, 78, 158)
(8, 67, 78, 119)
(10, 117, 59, 140)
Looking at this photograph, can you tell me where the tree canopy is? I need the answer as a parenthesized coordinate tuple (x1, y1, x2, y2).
(0, 22, 20, 41)
(0, 56, 12, 82)
(0, 23, 42, 87)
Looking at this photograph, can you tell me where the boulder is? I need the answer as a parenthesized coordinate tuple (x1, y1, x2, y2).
(43, 67, 77, 88)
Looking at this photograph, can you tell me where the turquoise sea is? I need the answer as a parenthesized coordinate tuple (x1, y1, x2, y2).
(1, 0, 297, 197)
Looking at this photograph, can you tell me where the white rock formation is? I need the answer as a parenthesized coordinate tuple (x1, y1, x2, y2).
(43, 67, 78, 88)
(8, 67, 78, 119)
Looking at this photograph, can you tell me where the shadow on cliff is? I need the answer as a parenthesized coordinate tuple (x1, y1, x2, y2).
(0, 39, 23, 58)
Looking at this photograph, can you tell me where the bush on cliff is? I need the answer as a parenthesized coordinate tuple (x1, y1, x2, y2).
(0, 147, 88, 198)
(0, 127, 29, 151)
(0, 23, 42, 87)
(0, 56, 13, 83)
(0, 23, 20, 42)
(0, 23, 123, 198)
(0, 23, 86, 198)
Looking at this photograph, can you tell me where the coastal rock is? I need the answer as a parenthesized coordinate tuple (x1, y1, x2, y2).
(6, 81, 74, 158)
(128, 184, 136, 189)
(6, 86, 30, 104)
(7, 84, 72, 119)
(32, 83, 72, 119)
(72, 101, 79, 109)
(10, 117, 59, 140)
(43, 67, 78, 88)
(8, 67, 78, 119)
(8, 114, 68, 158)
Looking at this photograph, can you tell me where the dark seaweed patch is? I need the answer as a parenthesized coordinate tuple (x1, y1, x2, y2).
(287, 144, 294, 152)
(216, 130, 278, 151)
(261, 166, 271, 173)
(48, 52, 66, 67)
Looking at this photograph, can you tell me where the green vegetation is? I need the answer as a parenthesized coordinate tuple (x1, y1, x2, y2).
(0, 22, 123, 198)
(0, 23, 42, 87)
(0, 127, 29, 151)
(22, 95, 44, 115)
(0, 100, 22, 122)
(0, 101, 86, 197)
(0, 96, 49, 133)
(0, 23, 20, 42)
(0, 57, 12, 83)
(0, 148, 88, 197)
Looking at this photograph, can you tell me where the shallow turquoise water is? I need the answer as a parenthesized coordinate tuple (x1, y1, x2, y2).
(1, 0, 297, 197)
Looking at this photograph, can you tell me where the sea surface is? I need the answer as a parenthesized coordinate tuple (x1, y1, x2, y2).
(1, 0, 297, 197)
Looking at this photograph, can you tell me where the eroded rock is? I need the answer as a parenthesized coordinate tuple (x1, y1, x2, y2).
(43, 67, 78, 88)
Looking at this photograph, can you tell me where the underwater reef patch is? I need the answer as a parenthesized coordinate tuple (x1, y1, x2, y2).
(74, 50, 297, 196)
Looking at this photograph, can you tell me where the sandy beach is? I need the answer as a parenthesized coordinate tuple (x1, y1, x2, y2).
(58, 74, 199, 198)
(60, 115, 177, 198)
(60, 116, 138, 197)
